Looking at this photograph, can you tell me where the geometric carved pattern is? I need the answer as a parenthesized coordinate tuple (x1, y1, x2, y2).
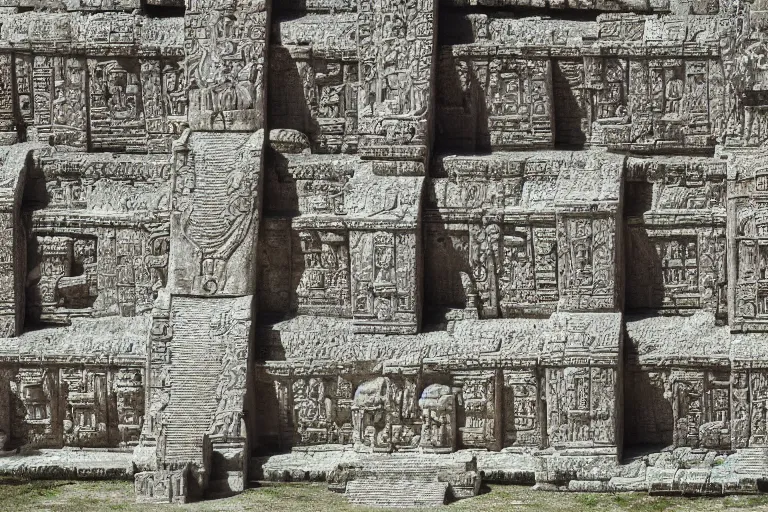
(2, 0, 768, 504)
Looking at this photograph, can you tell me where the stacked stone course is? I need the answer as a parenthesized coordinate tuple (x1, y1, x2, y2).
(0, 0, 768, 505)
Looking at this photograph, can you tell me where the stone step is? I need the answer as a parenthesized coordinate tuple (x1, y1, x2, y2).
(358, 457, 467, 472)
(346, 478, 448, 508)
(360, 463, 444, 471)
(735, 448, 768, 476)
(163, 298, 222, 462)
(357, 472, 437, 483)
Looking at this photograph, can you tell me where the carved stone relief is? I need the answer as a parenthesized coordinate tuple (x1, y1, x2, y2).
(1, 0, 768, 506)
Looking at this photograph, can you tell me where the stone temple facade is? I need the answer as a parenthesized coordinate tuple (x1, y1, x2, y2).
(3, 0, 768, 507)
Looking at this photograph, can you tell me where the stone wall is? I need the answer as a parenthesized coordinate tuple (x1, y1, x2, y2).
(1, 0, 768, 505)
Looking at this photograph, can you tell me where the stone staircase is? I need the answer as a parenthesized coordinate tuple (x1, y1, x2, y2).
(346, 478, 448, 508)
(164, 297, 221, 465)
(734, 448, 768, 477)
(186, 133, 251, 246)
(357, 456, 459, 477)
(337, 454, 479, 507)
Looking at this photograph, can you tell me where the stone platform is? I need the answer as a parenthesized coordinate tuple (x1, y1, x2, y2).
(3, 0, 768, 507)
(259, 450, 480, 506)
(257, 447, 768, 498)
(0, 448, 134, 480)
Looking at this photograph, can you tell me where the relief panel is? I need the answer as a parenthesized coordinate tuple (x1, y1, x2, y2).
(87, 59, 147, 152)
(350, 230, 418, 334)
(32, 56, 87, 149)
(184, 0, 268, 131)
(503, 370, 541, 448)
(557, 216, 618, 312)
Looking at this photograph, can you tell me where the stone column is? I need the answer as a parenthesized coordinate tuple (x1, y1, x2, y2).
(353, 0, 437, 334)
(727, 150, 768, 332)
(548, 151, 625, 464)
(135, 0, 269, 502)
(185, 0, 268, 132)
(0, 54, 17, 146)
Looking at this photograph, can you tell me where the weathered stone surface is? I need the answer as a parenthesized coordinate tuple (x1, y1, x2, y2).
(3, 0, 768, 507)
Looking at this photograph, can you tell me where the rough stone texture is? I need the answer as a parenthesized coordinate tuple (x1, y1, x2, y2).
(2, 0, 768, 507)
(0, 448, 135, 480)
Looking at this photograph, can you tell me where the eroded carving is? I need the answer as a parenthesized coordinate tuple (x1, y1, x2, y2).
(1, 0, 768, 507)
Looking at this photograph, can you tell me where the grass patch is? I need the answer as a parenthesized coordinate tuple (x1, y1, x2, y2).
(0, 478, 71, 511)
(575, 494, 601, 507)
(724, 494, 768, 508)
(1, 480, 768, 511)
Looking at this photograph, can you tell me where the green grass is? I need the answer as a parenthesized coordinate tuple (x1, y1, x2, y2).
(4, 480, 768, 511)
(724, 495, 768, 509)
(576, 494, 601, 507)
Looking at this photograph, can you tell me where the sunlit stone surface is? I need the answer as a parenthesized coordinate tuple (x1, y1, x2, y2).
(1, 0, 768, 506)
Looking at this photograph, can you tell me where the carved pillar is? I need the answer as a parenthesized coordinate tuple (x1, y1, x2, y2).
(547, 152, 624, 463)
(453, 370, 501, 451)
(32, 56, 88, 150)
(136, 0, 270, 503)
(730, 368, 750, 450)
(353, 0, 437, 334)
(726, 150, 768, 332)
(503, 368, 543, 449)
(541, 313, 622, 456)
(0, 54, 17, 146)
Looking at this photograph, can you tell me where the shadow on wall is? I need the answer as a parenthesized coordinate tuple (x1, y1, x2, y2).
(625, 226, 668, 312)
(435, 20, 592, 153)
(434, 31, 491, 155)
(268, 45, 322, 152)
(250, 378, 287, 455)
(552, 60, 588, 148)
(623, 364, 674, 450)
(423, 223, 474, 323)
(142, 0, 185, 18)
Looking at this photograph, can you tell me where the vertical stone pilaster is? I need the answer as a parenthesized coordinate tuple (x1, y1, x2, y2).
(0, 53, 17, 145)
(136, 0, 270, 502)
(184, 0, 268, 132)
(0, 368, 10, 451)
(357, 0, 435, 168)
(353, 0, 437, 334)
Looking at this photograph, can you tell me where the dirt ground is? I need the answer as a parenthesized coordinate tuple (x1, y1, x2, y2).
(4, 479, 768, 511)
